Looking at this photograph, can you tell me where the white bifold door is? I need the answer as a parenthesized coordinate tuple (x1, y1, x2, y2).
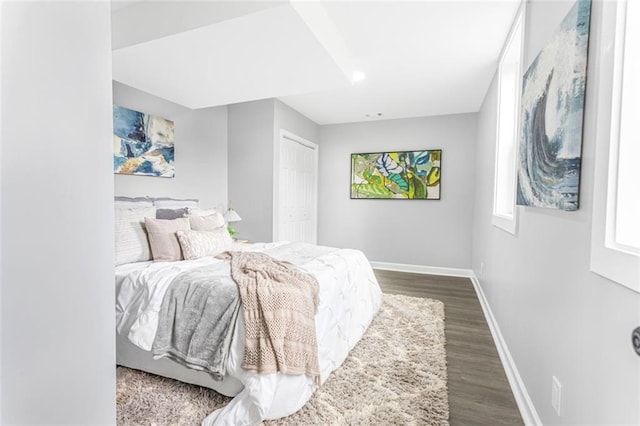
(274, 130, 318, 244)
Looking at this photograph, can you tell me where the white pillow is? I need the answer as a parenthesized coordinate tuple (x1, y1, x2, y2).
(189, 212, 226, 231)
(176, 229, 233, 260)
(188, 207, 219, 217)
(115, 206, 156, 265)
(115, 196, 153, 208)
(152, 197, 199, 209)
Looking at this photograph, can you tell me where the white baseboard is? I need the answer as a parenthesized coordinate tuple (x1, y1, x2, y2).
(469, 272, 542, 426)
(370, 261, 472, 278)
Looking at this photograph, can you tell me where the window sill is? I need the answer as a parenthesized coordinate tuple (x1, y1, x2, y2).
(492, 213, 518, 236)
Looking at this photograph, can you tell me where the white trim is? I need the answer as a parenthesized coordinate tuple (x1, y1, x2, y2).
(492, 1, 525, 236)
(492, 212, 518, 236)
(370, 261, 471, 278)
(589, 0, 640, 293)
(272, 129, 319, 244)
(469, 273, 542, 426)
(0, 1, 3, 419)
(273, 130, 281, 242)
(610, 0, 640, 256)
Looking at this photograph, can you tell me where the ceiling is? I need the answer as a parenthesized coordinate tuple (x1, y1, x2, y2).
(111, 0, 521, 125)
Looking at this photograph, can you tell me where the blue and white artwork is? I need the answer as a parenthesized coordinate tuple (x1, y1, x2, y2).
(113, 106, 175, 177)
(517, 0, 591, 211)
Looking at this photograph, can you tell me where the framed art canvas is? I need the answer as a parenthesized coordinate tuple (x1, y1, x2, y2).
(351, 150, 441, 200)
(113, 105, 175, 178)
(516, 0, 591, 211)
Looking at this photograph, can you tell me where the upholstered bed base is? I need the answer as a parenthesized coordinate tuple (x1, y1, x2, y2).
(116, 332, 244, 397)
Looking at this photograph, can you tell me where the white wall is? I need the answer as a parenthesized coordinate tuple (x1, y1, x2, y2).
(471, 1, 640, 423)
(1, 2, 115, 424)
(318, 114, 477, 268)
(228, 99, 319, 242)
(113, 82, 228, 209)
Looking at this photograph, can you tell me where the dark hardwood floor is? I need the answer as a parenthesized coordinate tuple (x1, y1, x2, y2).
(374, 269, 524, 426)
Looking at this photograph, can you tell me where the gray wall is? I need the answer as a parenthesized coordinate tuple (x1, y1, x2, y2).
(318, 114, 477, 268)
(1, 2, 115, 423)
(228, 99, 275, 242)
(274, 99, 320, 145)
(471, 1, 640, 423)
(0, 4, 4, 419)
(113, 82, 228, 209)
(228, 99, 319, 242)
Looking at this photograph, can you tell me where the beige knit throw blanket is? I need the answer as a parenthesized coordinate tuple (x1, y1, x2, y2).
(219, 251, 321, 385)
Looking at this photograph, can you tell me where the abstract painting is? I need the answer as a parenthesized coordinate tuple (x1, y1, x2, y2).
(351, 150, 441, 199)
(517, 0, 591, 211)
(113, 106, 175, 177)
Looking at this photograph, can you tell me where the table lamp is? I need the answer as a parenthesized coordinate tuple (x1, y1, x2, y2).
(223, 203, 242, 238)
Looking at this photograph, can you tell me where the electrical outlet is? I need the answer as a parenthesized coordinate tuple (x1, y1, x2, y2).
(551, 376, 562, 416)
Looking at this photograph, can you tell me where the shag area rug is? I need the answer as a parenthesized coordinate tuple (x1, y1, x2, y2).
(117, 293, 448, 425)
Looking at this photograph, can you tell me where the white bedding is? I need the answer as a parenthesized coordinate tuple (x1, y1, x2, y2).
(115, 241, 383, 425)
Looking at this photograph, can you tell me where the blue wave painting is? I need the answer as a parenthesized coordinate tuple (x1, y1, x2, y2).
(517, 0, 591, 211)
(113, 106, 175, 177)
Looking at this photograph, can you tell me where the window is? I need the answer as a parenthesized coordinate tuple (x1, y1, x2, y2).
(492, 4, 525, 235)
(591, 0, 639, 292)
(611, 0, 639, 255)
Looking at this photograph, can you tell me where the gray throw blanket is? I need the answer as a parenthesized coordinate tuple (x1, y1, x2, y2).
(151, 265, 241, 380)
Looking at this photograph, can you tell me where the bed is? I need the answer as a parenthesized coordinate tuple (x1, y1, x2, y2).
(116, 237, 383, 425)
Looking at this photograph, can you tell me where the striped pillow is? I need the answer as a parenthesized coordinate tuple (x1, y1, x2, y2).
(115, 206, 156, 265)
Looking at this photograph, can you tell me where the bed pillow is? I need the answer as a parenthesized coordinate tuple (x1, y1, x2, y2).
(144, 217, 191, 262)
(156, 207, 188, 220)
(176, 229, 233, 260)
(152, 197, 199, 209)
(189, 212, 225, 231)
(115, 196, 153, 208)
(115, 206, 156, 265)
(188, 207, 219, 217)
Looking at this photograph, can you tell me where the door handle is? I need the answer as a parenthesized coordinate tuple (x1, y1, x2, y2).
(633, 327, 640, 357)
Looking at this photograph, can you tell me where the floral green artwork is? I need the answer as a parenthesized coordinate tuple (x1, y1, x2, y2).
(351, 150, 441, 199)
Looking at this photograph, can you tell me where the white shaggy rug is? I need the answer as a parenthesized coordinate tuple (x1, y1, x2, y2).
(117, 293, 448, 425)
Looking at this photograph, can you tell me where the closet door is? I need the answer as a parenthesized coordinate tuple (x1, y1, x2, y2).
(274, 130, 318, 244)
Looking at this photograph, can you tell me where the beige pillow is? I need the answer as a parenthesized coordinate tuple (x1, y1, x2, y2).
(176, 229, 233, 260)
(144, 217, 191, 262)
(189, 212, 225, 231)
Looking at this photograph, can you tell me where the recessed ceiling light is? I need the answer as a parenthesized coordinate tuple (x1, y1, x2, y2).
(352, 71, 366, 83)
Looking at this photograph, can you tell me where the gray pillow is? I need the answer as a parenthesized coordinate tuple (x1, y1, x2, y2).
(156, 208, 188, 220)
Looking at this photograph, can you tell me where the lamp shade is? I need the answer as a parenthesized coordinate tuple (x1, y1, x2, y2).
(224, 208, 242, 223)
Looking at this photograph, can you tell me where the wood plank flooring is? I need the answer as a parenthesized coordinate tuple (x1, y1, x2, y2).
(374, 269, 523, 426)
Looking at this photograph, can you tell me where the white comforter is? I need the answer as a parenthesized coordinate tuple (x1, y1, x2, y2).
(115, 241, 382, 425)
